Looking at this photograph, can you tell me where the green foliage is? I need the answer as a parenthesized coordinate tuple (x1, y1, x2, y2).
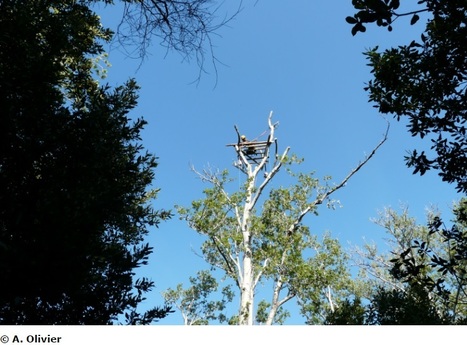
(326, 286, 447, 325)
(162, 270, 234, 325)
(255, 300, 290, 325)
(0, 0, 171, 324)
(349, 0, 467, 192)
(365, 285, 445, 325)
(388, 199, 467, 323)
(324, 298, 365, 325)
(348, 200, 467, 324)
(295, 234, 360, 324)
(176, 158, 361, 324)
(352, 205, 441, 296)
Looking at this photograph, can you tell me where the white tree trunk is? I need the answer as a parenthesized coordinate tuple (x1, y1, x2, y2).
(238, 169, 256, 325)
(234, 111, 285, 325)
(238, 255, 254, 325)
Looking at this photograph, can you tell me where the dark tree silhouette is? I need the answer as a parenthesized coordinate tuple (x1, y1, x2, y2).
(0, 0, 171, 324)
(348, 0, 467, 192)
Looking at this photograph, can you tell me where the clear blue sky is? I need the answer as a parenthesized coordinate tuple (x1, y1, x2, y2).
(96, 1, 461, 324)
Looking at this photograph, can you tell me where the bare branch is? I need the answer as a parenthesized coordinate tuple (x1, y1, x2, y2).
(392, 8, 430, 19)
(325, 286, 335, 312)
(286, 122, 390, 235)
(114, 0, 244, 85)
(253, 258, 269, 289)
(250, 145, 289, 209)
(253, 111, 279, 174)
(312, 122, 389, 207)
(265, 273, 295, 325)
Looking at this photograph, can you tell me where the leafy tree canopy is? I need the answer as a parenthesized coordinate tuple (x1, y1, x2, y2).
(348, 0, 467, 193)
(328, 199, 467, 324)
(162, 270, 234, 325)
(0, 0, 171, 324)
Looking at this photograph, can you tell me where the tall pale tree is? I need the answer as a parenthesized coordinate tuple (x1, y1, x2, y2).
(173, 112, 388, 325)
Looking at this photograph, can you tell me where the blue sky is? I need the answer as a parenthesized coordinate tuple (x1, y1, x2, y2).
(96, 1, 461, 324)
